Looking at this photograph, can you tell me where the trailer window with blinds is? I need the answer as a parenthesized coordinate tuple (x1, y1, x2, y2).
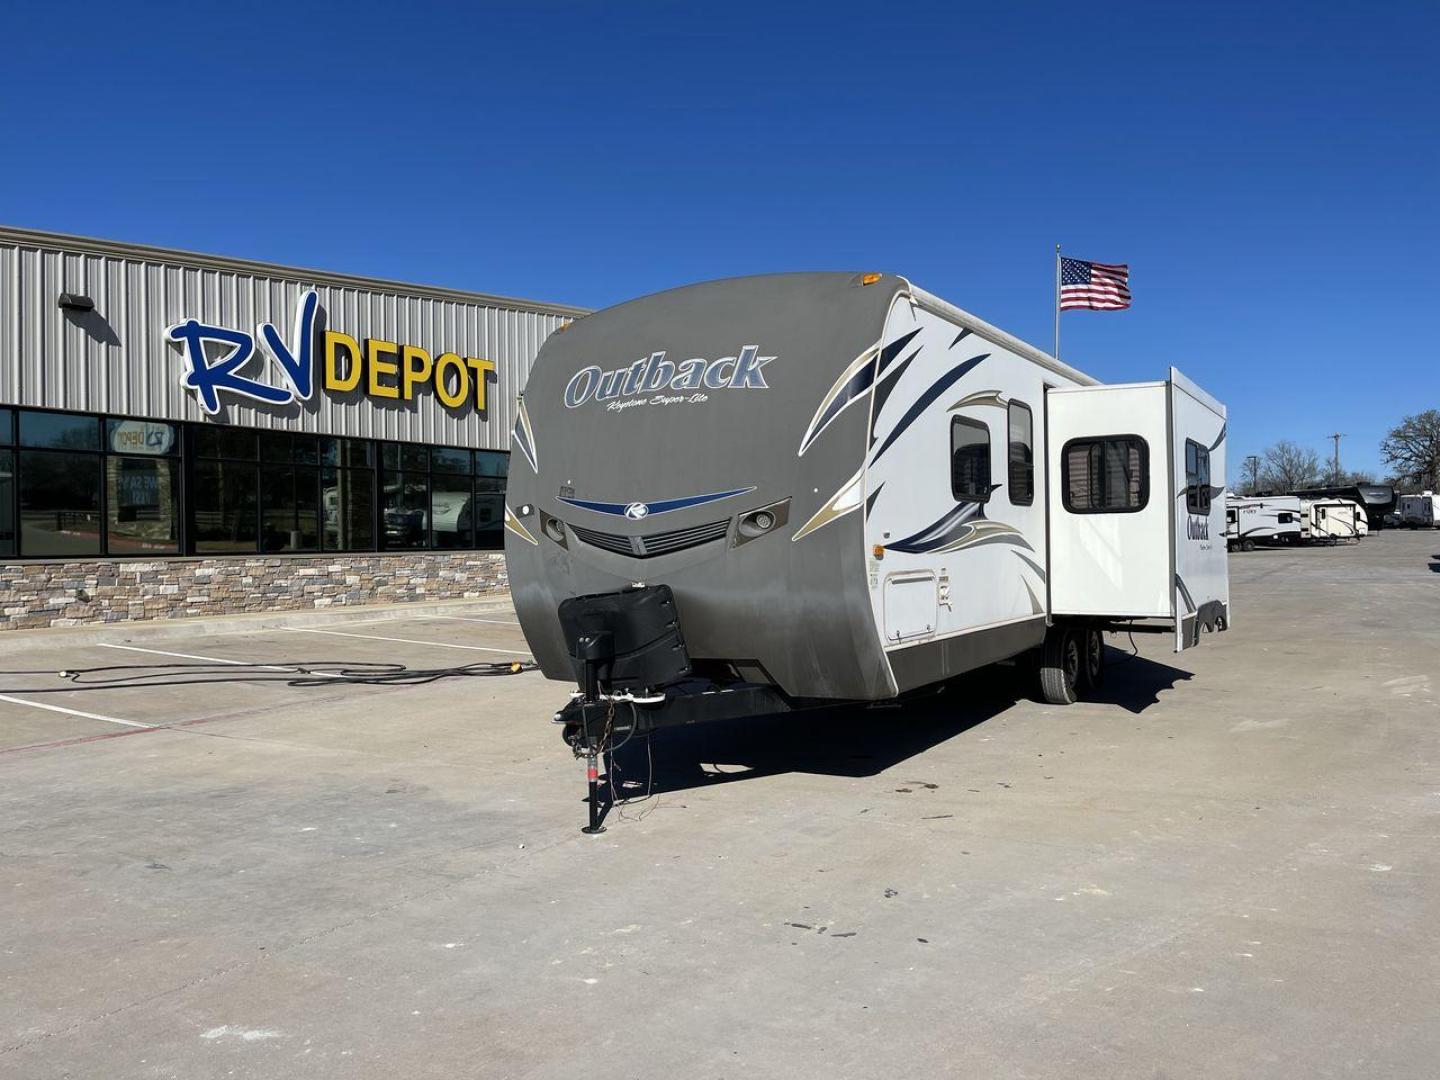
(950, 417, 992, 502)
(1062, 436, 1149, 513)
(1007, 401, 1034, 506)
(1184, 439, 1211, 514)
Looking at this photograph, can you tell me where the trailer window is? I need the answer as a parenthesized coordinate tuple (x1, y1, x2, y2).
(950, 417, 991, 502)
(1278, 512, 1294, 524)
(1185, 439, 1211, 514)
(1007, 401, 1034, 506)
(1062, 436, 1148, 513)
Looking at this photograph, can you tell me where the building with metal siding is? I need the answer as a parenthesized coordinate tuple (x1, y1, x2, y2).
(0, 226, 587, 629)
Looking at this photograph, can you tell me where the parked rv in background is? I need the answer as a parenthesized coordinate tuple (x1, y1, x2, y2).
(1292, 484, 1396, 530)
(1226, 495, 1304, 550)
(1304, 497, 1362, 542)
(1397, 492, 1440, 528)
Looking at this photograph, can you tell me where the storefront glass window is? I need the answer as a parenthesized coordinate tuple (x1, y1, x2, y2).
(0, 408, 14, 443)
(260, 431, 293, 463)
(194, 427, 257, 460)
(106, 418, 178, 457)
(431, 472, 473, 548)
(431, 447, 472, 474)
(0, 448, 15, 557)
(20, 411, 100, 451)
(19, 449, 102, 555)
(382, 473, 428, 549)
(474, 451, 508, 550)
(193, 459, 258, 553)
(383, 443, 428, 473)
(322, 467, 375, 551)
(106, 457, 180, 554)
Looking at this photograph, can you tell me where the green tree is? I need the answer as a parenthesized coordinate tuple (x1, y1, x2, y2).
(1381, 410, 1440, 492)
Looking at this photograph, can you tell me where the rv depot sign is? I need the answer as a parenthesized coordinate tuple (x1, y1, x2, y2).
(166, 290, 496, 416)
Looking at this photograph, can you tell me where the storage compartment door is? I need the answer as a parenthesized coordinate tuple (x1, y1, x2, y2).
(1048, 384, 1170, 618)
(883, 571, 937, 644)
(1169, 368, 1230, 650)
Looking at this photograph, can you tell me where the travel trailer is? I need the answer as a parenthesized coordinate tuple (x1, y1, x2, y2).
(1293, 483, 1396, 530)
(1349, 501, 1370, 537)
(1225, 495, 1304, 550)
(1398, 492, 1440, 528)
(1304, 497, 1362, 542)
(504, 273, 1230, 825)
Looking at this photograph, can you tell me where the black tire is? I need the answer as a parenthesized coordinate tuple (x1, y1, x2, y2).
(1039, 625, 1081, 705)
(1241, 538, 1256, 552)
(1079, 627, 1105, 695)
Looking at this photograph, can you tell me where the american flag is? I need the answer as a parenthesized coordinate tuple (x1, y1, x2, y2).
(1059, 257, 1131, 311)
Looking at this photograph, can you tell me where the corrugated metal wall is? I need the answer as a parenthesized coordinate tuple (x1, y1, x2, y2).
(0, 228, 585, 450)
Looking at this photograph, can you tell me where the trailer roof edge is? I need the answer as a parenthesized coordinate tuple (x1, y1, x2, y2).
(904, 283, 1100, 387)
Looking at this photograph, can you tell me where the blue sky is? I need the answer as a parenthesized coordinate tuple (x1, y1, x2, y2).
(2, 1, 1435, 478)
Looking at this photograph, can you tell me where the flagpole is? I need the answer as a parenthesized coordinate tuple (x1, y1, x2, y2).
(1053, 244, 1061, 360)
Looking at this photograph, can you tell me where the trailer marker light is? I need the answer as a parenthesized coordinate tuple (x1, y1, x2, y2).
(872, 544, 885, 559)
(861, 273, 881, 286)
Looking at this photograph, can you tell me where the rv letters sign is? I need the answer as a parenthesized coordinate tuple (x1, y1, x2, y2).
(166, 290, 496, 416)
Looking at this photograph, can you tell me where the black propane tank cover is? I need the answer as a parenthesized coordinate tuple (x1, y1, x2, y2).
(557, 584, 691, 692)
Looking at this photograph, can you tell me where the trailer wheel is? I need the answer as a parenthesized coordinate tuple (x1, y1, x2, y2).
(1039, 626, 1081, 705)
(1079, 627, 1105, 694)
(1241, 538, 1256, 552)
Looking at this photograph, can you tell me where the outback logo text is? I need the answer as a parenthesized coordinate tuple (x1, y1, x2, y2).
(563, 346, 774, 409)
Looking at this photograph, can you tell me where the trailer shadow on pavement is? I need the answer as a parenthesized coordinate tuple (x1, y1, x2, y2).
(596, 650, 1193, 818)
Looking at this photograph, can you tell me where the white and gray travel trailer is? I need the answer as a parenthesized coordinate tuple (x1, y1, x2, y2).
(1304, 497, 1362, 542)
(1397, 492, 1440, 528)
(1348, 500, 1370, 537)
(1225, 495, 1304, 550)
(503, 274, 1229, 829)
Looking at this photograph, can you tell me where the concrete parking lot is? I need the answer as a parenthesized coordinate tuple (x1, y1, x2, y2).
(2, 533, 1438, 1079)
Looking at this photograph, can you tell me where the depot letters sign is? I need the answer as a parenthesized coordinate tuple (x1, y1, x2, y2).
(166, 290, 496, 416)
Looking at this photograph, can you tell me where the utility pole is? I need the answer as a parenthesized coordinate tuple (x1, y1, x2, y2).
(1327, 433, 1345, 485)
(1244, 455, 1261, 494)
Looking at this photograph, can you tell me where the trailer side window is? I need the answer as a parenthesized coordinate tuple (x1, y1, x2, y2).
(1062, 436, 1148, 513)
(1278, 512, 1293, 524)
(1185, 439, 1211, 514)
(950, 417, 991, 502)
(1007, 401, 1034, 506)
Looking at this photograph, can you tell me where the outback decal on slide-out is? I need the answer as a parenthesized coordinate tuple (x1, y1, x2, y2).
(563, 346, 774, 412)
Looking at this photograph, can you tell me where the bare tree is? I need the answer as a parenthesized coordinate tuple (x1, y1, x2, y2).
(1381, 410, 1440, 492)
(1260, 440, 1320, 491)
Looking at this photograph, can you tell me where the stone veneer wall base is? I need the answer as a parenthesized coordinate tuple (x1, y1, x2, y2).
(0, 553, 508, 631)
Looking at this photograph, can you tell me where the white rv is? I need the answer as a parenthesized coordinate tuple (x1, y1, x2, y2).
(506, 272, 1230, 805)
(1225, 495, 1304, 550)
(1304, 497, 1361, 542)
(1398, 492, 1440, 528)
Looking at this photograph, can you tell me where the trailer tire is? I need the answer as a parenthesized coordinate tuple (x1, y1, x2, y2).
(1039, 626, 1081, 705)
(1080, 627, 1105, 694)
(1241, 538, 1256, 552)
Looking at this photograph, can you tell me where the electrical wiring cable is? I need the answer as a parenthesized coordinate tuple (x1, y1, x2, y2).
(0, 659, 535, 695)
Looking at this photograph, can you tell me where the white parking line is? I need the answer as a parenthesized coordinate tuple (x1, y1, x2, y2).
(423, 615, 524, 627)
(98, 642, 343, 678)
(0, 692, 153, 729)
(278, 626, 529, 655)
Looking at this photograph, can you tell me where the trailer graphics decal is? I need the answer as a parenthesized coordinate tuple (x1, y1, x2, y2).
(798, 330, 919, 456)
(563, 346, 774, 411)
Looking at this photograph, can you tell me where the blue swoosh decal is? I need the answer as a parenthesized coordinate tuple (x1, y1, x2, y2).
(870, 354, 989, 464)
(556, 486, 756, 517)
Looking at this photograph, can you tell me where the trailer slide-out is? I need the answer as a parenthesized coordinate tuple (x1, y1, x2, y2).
(503, 274, 1229, 828)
